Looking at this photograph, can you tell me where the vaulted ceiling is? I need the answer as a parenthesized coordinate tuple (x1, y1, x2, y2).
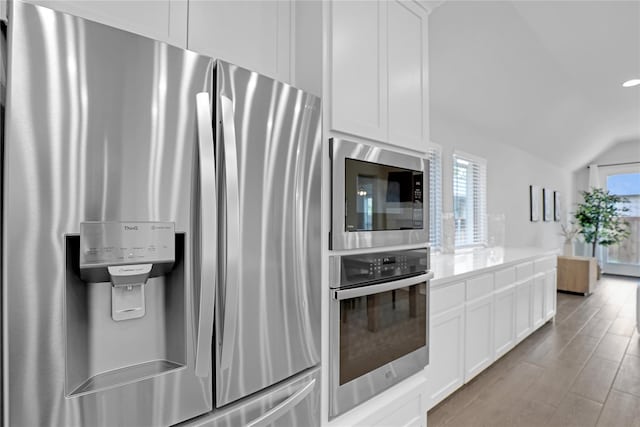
(429, 0, 640, 171)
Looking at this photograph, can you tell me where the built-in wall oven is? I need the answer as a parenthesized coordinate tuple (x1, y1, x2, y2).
(330, 138, 429, 250)
(328, 247, 432, 418)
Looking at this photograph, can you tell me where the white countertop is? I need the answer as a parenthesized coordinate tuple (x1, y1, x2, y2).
(430, 247, 559, 286)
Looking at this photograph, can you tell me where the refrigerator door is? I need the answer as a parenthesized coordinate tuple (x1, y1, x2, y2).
(3, 3, 215, 426)
(214, 61, 322, 407)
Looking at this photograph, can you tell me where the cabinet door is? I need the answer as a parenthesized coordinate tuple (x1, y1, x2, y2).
(532, 273, 545, 328)
(22, 0, 188, 47)
(544, 269, 557, 321)
(427, 305, 465, 409)
(515, 278, 533, 342)
(464, 294, 494, 381)
(387, 0, 428, 152)
(493, 285, 516, 358)
(330, 0, 388, 141)
(188, 1, 292, 83)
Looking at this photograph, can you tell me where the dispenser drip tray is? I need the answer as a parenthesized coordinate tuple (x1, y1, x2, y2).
(69, 360, 183, 397)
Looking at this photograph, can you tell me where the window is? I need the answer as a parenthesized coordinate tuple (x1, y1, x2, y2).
(453, 152, 487, 247)
(427, 144, 442, 249)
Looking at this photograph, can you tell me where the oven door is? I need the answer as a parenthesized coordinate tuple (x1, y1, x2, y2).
(329, 272, 433, 418)
(331, 138, 429, 250)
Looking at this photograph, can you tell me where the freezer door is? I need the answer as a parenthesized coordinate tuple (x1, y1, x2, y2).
(3, 3, 215, 426)
(215, 61, 322, 407)
(179, 367, 320, 427)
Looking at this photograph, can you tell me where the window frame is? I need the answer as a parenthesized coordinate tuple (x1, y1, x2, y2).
(427, 143, 443, 250)
(452, 150, 487, 249)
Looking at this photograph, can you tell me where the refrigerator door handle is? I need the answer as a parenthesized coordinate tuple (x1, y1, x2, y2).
(194, 91, 216, 378)
(219, 95, 241, 371)
(245, 378, 317, 427)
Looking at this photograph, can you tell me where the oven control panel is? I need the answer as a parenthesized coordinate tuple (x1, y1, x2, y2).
(329, 247, 430, 288)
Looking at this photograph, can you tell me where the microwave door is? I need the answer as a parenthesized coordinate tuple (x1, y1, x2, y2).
(330, 138, 429, 250)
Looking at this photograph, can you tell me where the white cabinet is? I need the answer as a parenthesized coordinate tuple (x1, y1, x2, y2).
(544, 269, 557, 321)
(386, 0, 429, 152)
(328, 0, 429, 152)
(515, 278, 533, 342)
(493, 285, 516, 358)
(21, 0, 188, 47)
(532, 273, 546, 329)
(332, 373, 427, 427)
(427, 305, 465, 409)
(464, 293, 494, 381)
(358, 392, 424, 427)
(329, 0, 387, 141)
(427, 253, 558, 412)
(187, 1, 292, 83)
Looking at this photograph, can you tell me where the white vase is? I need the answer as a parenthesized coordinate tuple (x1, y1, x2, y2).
(563, 242, 574, 256)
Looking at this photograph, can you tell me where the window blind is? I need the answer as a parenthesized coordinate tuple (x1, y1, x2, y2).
(453, 152, 487, 247)
(427, 145, 442, 249)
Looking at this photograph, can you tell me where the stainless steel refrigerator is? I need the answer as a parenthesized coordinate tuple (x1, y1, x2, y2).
(1, 2, 321, 426)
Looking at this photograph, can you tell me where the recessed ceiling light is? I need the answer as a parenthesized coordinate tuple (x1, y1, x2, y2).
(622, 79, 640, 87)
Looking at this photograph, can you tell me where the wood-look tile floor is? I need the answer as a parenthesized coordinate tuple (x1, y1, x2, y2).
(428, 274, 640, 427)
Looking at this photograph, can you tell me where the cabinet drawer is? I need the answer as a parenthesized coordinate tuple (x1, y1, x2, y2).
(535, 256, 556, 274)
(432, 282, 465, 315)
(516, 262, 534, 281)
(494, 267, 516, 290)
(466, 274, 494, 301)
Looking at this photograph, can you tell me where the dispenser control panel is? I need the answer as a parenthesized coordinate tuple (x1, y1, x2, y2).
(80, 222, 175, 268)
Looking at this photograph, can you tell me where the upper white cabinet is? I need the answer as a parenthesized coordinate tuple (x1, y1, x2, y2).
(21, 0, 188, 48)
(328, 0, 429, 152)
(330, 0, 387, 141)
(387, 0, 429, 151)
(187, 1, 292, 83)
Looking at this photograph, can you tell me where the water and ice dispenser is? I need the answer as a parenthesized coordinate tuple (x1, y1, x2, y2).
(79, 222, 175, 321)
(65, 222, 186, 396)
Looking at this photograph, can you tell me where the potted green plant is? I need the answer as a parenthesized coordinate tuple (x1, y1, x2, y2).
(574, 188, 630, 277)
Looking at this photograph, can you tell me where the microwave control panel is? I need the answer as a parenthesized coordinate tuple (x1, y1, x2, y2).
(79, 221, 175, 268)
(329, 247, 430, 288)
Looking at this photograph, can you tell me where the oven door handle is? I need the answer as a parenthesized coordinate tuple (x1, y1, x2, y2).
(333, 271, 433, 300)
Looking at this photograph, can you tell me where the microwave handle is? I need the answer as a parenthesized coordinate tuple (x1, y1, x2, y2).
(194, 92, 216, 377)
(333, 272, 433, 300)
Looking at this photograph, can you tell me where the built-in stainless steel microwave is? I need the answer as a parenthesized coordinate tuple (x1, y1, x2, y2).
(330, 138, 429, 250)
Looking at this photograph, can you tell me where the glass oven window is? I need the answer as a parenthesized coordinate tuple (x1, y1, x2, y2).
(345, 159, 423, 232)
(339, 283, 427, 385)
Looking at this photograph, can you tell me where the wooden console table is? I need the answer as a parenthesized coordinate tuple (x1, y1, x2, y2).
(557, 255, 597, 295)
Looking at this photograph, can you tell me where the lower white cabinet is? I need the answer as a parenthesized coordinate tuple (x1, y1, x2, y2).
(332, 373, 427, 427)
(515, 278, 533, 342)
(532, 273, 546, 329)
(426, 253, 558, 412)
(493, 285, 516, 358)
(464, 294, 494, 381)
(544, 269, 557, 320)
(427, 305, 465, 407)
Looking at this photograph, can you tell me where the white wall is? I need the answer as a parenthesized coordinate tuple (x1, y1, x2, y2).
(431, 108, 572, 250)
